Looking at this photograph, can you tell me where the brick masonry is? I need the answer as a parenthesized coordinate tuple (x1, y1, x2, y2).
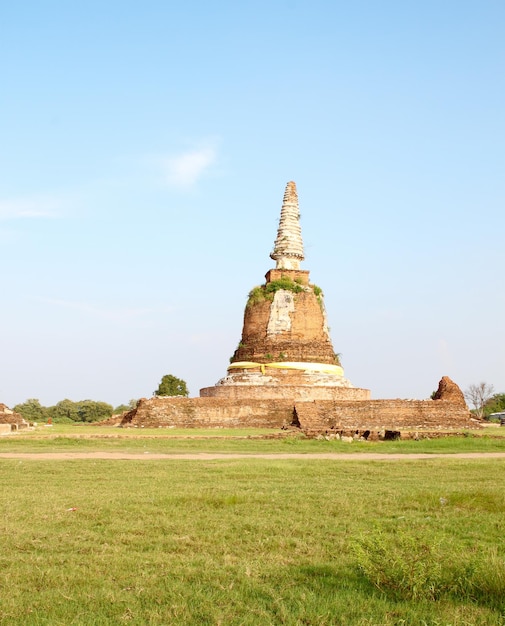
(119, 185, 477, 433)
(200, 383, 370, 401)
(122, 397, 292, 429)
(293, 398, 474, 431)
(231, 288, 337, 365)
(0, 404, 29, 431)
(121, 394, 477, 431)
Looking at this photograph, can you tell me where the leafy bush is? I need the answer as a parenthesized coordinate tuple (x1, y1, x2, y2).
(247, 285, 266, 306)
(49, 415, 76, 425)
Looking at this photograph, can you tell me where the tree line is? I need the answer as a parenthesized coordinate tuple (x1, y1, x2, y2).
(13, 374, 190, 424)
(12, 398, 139, 424)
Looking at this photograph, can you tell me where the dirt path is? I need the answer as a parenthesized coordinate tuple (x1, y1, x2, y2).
(1, 452, 505, 461)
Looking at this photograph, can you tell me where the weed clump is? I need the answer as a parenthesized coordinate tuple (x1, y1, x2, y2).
(247, 278, 320, 308)
(353, 526, 505, 611)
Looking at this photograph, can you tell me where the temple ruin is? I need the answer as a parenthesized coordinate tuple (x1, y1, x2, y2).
(201, 181, 369, 402)
(121, 182, 475, 433)
(0, 403, 30, 434)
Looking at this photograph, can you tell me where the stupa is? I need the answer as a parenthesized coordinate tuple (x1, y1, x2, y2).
(119, 180, 473, 433)
(200, 181, 370, 401)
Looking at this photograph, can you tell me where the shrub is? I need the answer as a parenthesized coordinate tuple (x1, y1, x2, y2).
(247, 286, 266, 306)
(353, 528, 445, 601)
(246, 277, 312, 308)
(353, 526, 505, 611)
(264, 277, 304, 295)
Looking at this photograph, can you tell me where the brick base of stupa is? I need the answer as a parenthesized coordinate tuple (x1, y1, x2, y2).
(200, 365, 370, 401)
(119, 394, 477, 432)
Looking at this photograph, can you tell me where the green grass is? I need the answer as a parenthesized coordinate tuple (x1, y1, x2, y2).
(1, 457, 505, 624)
(1, 423, 505, 454)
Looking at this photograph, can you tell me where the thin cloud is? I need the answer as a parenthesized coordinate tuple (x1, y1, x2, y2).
(162, 145, 217, 188)
(0, 195, 64, 220)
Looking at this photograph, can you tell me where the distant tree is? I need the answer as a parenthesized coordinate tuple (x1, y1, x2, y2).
(114, 404, 130, 414)
(484, 393, 505, 418)
(47, 399, 80, 423)
(154, 374, 189, 397)
(13, 398, 48, 422)
(464, 382, 495, 418)
(114, 399, 139, 414)
(75, 400, 114, 423)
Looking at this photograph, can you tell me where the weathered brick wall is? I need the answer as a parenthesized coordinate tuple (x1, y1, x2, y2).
(125, 397, 293, 429)
(294, 399, 474, 431)
(200, 384, 370, 401)
(123, 396, 476, 430)
(232, 289, 336, 364)
(265, 269, 310, 285)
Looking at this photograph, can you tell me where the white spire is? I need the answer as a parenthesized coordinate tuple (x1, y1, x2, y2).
(270, 181, 304, 270)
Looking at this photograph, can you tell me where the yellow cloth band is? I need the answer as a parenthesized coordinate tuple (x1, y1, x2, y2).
(228, 361, 344, 376)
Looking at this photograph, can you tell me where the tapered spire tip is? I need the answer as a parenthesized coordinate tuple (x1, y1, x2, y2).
(270, 181, 305, 270)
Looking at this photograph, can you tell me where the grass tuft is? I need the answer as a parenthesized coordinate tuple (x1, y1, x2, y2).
(353, 525, 505, 611)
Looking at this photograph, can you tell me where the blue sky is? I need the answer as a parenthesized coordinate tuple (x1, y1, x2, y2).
(1, 1, 504, 407)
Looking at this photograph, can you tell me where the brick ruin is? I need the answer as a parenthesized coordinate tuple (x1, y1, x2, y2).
(0, 403, 30, 434)
(200, 181, 370, 403)
(121, 182, 477, 433)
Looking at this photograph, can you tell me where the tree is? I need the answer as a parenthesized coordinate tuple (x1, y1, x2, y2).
(47, 399, 80, 423)
(76, 400, 114, 423)
(484, 393, 505, 418)
(114, 399, 139, 414)
(464, 382, 495, 418)
(13, 399, 48, 423)
(154, 374, 189, 397)
(46, 399, 114, 423)
(114, 404, 130, 414)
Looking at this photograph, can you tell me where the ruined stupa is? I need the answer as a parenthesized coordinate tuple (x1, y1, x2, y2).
(200, 181, 370, 401)
(120, 181, 474, 433)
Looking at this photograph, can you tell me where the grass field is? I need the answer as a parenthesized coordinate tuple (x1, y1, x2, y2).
(1, 428, 505, 624)
(1, 423, 505, 455)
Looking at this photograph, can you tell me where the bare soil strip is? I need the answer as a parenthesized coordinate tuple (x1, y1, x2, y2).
(1, 452, 505, 461)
